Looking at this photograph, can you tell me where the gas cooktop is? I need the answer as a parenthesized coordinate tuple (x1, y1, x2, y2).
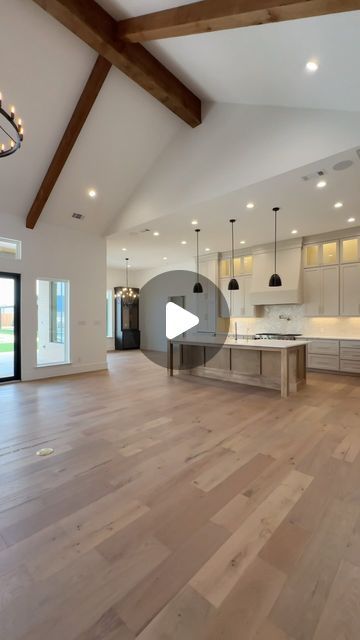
(254, 333, 302, 341)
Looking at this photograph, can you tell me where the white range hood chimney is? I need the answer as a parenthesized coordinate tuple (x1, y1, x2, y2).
(250, 240, 303, 305)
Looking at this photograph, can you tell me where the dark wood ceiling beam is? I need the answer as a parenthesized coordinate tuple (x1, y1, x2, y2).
(117, 0, 360, 42)
(26, 55, 111, 229)
(32, 0, 201, 128)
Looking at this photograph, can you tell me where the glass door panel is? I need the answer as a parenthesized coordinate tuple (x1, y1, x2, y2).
(0, 273, 20, 382)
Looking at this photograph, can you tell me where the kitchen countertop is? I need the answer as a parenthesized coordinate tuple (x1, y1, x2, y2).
(172, 335, 309, 350)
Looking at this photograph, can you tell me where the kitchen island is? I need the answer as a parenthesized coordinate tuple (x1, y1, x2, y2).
(168, 335, 309, 398)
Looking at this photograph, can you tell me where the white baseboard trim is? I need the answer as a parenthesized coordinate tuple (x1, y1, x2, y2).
(22, 361, 108, 381)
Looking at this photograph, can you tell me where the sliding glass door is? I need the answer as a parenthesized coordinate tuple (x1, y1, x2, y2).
(0, 273, 21, 382)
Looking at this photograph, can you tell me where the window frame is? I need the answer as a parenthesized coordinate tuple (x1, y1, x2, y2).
(36, 278, 70, 367)
(0, 237, 22, 260)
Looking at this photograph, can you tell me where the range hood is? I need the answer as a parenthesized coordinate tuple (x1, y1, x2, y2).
(250, 241, 303, 305)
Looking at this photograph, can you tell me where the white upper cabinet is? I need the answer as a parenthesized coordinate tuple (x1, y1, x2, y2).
(341, 263, 360, 316)
(303, 266, 339, 317)
(322, 266, 340, 316)
(219, 275, 255, 318)
(220, 278, 231, 318)
(303, 267, 322, 316)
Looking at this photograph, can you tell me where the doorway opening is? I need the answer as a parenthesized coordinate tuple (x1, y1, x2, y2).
(0, 273, 21, 382)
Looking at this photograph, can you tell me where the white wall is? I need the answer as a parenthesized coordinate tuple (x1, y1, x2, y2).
(0, 212, 107, 381)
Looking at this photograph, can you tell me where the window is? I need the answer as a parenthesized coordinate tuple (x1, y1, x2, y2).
(37, 279, 69, 366)
(106, 289, 113, 338)
(0, 237, 21, 260)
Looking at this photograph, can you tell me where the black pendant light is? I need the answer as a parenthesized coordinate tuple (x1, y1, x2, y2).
(269, 207, 282, 287)
(193, 228, 203, 293)
(228, 219, 239, 291)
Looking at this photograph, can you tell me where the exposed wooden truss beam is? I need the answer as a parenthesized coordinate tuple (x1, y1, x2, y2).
(26, 55, 111, 229)
(32, 0, 201, 128)
(117, 0, 360, 42)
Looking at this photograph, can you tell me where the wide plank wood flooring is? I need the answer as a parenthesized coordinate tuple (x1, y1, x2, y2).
(1, 351, 360, 639)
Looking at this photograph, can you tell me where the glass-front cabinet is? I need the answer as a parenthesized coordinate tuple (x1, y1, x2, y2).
(341, 237, 360, 264)
(304, 241, 338, 268)
(220, 255, 253, 277)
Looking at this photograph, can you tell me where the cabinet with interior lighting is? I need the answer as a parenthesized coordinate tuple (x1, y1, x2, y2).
(303, 241, 339, 268)
(341, 237, 360, 263)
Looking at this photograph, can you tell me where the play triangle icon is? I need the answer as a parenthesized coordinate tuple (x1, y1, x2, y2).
(166, 302, 199, 340)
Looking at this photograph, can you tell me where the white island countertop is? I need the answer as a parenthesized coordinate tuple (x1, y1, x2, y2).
(172, 335, 310, 350)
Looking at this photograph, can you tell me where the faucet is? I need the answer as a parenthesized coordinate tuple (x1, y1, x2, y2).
(279, 314, 291, 321)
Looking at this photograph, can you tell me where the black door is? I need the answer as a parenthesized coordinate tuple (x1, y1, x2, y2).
(0, 272, 21, 382)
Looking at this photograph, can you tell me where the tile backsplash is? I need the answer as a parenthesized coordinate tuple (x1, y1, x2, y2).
(224, 305, 360, 338)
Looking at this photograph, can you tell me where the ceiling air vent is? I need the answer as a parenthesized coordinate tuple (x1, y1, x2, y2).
(301, 170, 326, 182)
(333, 160, 353, 171)
(72, 212, 84, 220)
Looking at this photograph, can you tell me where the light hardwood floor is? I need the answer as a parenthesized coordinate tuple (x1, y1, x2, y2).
(1, 351, 360, 639)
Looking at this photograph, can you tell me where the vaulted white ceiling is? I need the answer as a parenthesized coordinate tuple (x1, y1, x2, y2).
(0, 0, 181, 234)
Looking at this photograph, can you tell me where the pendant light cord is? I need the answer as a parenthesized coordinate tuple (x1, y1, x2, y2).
(125, 258, 129, 288)
(274, 210, 277, 274)
(231, 221, 235, 278)
(196, 229, 200, 281)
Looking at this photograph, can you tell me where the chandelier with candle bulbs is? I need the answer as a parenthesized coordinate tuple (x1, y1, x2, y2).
(0, 92, 24, 158)
(116, 258, 137, 306)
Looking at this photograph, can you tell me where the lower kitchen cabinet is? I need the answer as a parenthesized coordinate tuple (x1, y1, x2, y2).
(303, 266, 339, 317)
(306, 338, 360, 374)
(340, 263, 360, 316)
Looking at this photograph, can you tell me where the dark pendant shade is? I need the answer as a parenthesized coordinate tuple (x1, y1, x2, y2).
(228, 219, 239, 291)
(228, 278, 239, 290)
(269, 206, 282, 288)
(193, 282, 203, 293)
(269, 273, 282, 287)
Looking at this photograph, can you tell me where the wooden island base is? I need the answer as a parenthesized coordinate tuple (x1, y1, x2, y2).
(168, 339, 308, 398)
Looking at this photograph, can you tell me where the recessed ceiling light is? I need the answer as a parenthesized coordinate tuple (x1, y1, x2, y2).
(153, 231, 159, 236)
(240, 240, 246, 245)
(163, 256, 167, 260)
(291, 229, 298, 234)
(348, 217, 356, 223)
(88, 189, 97, 198)
(317, 180, 327, 189)
(181, 240, 187, 245)
(205, 247, 210, 252)
(191, 220, 198, 225)
(122, 247, 127, 251)
(306, 60, 319, 73)
(334, 202, 343, 209)
(246, 202, 255, 209)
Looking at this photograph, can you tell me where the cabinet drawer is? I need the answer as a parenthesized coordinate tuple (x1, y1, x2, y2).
(307, 340, 339, 356)
(307, 354, 339, 371)
(340, 347, 360, 361)
(340, 359, 360, 373)
(340, 340, 360, 349)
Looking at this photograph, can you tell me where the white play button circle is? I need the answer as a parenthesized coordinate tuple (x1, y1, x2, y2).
(166, 302, 199, 340)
